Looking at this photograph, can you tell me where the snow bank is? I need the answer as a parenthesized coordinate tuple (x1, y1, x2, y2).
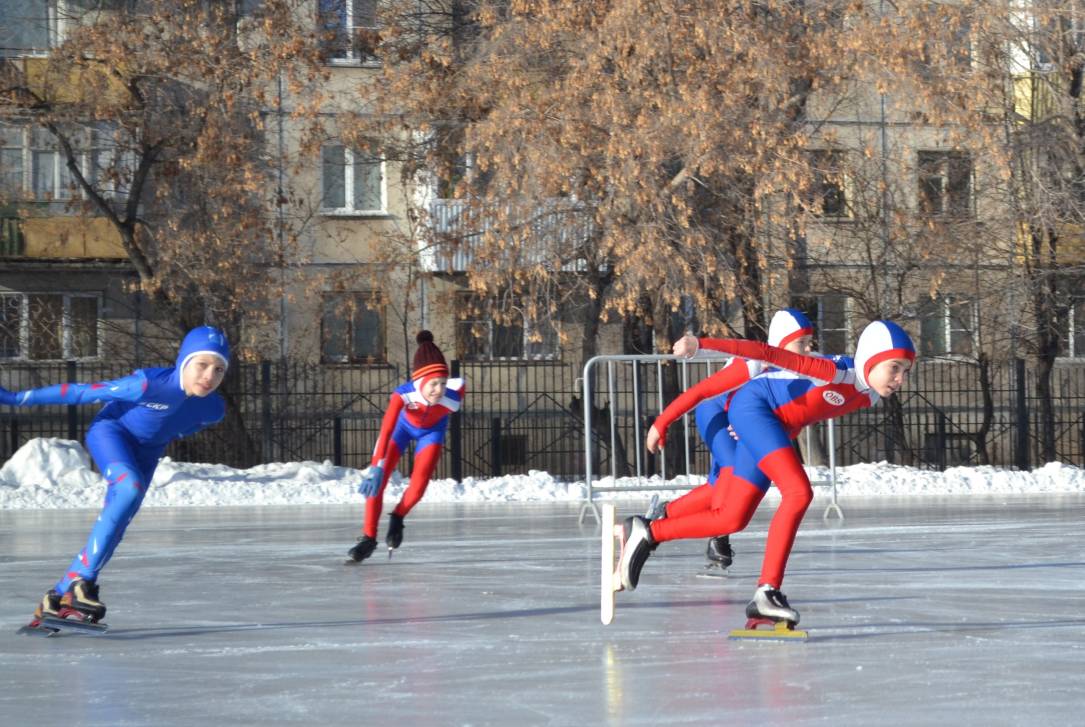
(1, 438, 1084, 510)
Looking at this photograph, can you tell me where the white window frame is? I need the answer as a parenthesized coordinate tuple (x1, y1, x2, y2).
(920, 295, 976, 358)
(917, 150, 974, 218)
(812, 294, 853, 354)
(320, 145, 387, 216)
(1, 123, 130, 203)
(1059, 298, 1085, 359)
(1, 1, 59, 58)
(30, 126, 75, 201)
(319, 0, 380, 67)
(0, 291, 103, 361)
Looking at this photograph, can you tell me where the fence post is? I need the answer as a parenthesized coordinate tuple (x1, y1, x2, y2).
(491, 416, 502, 477)
(261, 361, 273, 462)
(450, 359, 463, 482)
(883, 419, 895, 465)
(333, 416, 342, 466)
(935, 411, 947, 470)
(66, 360, 77, 441)
(1015, 358, 1029, 470)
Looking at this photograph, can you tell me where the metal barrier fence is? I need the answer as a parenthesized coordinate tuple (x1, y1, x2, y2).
(578, 354, 841, 524)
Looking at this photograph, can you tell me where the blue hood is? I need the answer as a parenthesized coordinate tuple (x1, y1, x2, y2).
(176, 326, 231, 373)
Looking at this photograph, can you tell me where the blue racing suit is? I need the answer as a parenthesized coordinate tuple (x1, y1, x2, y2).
(0, 326, 229, 593)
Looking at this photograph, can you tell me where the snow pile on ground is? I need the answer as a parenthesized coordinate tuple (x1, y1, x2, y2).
(811, 461, 1085, 496)
(1, 438, 1084, 510)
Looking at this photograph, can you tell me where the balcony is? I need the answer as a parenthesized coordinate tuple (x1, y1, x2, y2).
(423, 198, 598, 273)
(0, 214, 124, 259)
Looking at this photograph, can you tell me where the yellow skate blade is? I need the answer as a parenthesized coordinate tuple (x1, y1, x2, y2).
(729, 622, 809, 641)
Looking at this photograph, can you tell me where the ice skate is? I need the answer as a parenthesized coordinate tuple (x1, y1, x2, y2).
(24, 579, 111, 635)
(644, 495, 669, 521)
(386, 514, 404, 556)
(33, 589, 61, 622)
(345, 535, 378, 564)
(618, 516, 657, 592)
(705, 535, 733, 568)
(17, 590, 63, 635)
(697, 535, 734, 579)
(58, 579, 107, 623)
(729, 584, 808, 640)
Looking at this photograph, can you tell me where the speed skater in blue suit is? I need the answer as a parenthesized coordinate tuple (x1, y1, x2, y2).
(1, 326, 230, 628)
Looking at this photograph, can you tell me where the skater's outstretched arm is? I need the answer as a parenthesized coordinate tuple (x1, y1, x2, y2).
(696, 339, 841, 383)
(0, 371, 148, 408)
(647, 358, 757, 453)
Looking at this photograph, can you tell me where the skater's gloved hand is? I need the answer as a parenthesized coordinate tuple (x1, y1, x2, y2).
(0, 386, 16, 406)
(358, 465, 384, 498)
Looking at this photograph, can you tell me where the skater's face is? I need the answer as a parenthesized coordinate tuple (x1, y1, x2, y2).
(420, 376, 448, 405)
(867, 357, 911, 397)
(783, 335, 815, 355)
(183, 354, 227, 397)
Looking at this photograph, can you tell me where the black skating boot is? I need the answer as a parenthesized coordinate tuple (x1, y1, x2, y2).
(705, 535, 734, 568)
(618, 516, 657, 591)
(347, 535, 378, 562)
(59, 579, 106, 622)
(745, 584, 799, 626)
(385, 514, 404, 550)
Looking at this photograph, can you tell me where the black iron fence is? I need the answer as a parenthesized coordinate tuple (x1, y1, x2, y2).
(0, 359, 584, 481)
(1, 357, 1083, 479)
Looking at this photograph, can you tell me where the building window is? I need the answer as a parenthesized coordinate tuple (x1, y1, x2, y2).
(918, 151, 973, 217)
(805, 150, 849, 218)
(318, 0, 378, 64)
(456, 298, 559, 361)
(0, 292, 101, 360)
(31, 126, 76, 201)
(0, 0, 57, 57)
(919, 295, 974, 356)
(809, 294, 852, 354)
(0, 294, 20, 357)
(1058, 298, 1085, 358)
(320, 291, 385, 364)
(87, 123, 133, 201)
(920, 18, 972, 71)
(0, 125, 24, 198)
(321, 145, 385, 215)
(0, 123, 131, 203)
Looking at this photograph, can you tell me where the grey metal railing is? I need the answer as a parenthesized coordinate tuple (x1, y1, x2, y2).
(579, 354, 841, 524)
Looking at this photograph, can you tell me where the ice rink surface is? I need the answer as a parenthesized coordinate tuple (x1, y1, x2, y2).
(3, 495, 1085, 726)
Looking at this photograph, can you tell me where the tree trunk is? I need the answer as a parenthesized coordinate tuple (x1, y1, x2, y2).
(1031, 225, 1059, 464)
(971, 353, 993, 465)
(579, 267, 613, 368)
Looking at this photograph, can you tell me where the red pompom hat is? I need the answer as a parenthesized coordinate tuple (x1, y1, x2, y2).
(412, 330, 449, 384)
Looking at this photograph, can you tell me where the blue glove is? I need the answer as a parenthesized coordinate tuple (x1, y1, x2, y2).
(0, 386, 16, 406)
(357, 466, 384, 498)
